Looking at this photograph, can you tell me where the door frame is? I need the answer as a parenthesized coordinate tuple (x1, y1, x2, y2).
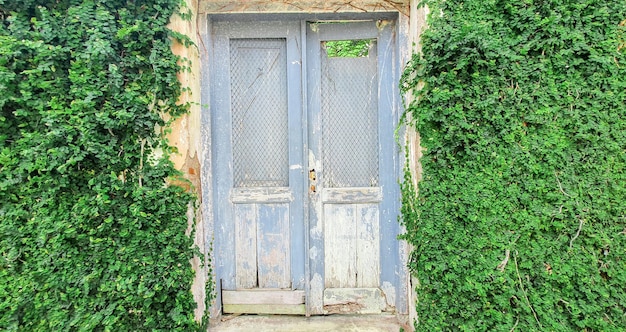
(200, 12, 409, 318)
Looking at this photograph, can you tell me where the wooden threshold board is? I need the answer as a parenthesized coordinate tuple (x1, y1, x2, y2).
(222, 290, 306, 315)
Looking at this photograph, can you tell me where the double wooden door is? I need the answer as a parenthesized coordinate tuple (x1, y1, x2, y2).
(211, 18, 401, 315)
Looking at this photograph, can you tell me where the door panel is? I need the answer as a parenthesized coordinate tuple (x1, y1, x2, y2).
(234, 203, 290, 289)
(306, 20, 399, 315)
(211, 21, 305, 314)
(256, 203, 291, 288)
(319, 33, 380, 290)
(323, 203, 380, 288)
(229, 37, 291, 289)
(321, 40, 379, 188)
(230, 39, 289, 188)
(233, 204, 257, 289)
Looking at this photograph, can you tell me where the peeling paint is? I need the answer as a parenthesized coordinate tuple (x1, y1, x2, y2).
(309, 246, 319, 260)
(308, 150, 323, 240)
(376, 19, 392, 30)
(381, 281, 396, 311)
(324, 302, 364, 314)
(323, 288, 386, 314)
(308, 150, 321, 172)
(309, 221, 323, 239)
(309, 273, 325, 315)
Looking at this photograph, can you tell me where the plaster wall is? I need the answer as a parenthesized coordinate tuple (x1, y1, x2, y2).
(405, 2, 429, 329)
(167, 0, 207, 322)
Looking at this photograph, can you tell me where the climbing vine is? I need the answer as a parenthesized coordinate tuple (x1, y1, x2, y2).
(0, 0, 205, 330)
(401, 0, 626, 330)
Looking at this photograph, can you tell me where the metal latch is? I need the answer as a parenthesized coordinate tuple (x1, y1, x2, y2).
(309, 169, 316, 193)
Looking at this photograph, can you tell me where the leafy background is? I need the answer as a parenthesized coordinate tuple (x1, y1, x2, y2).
(0, 0, 204, 330)
(401, 0, 626, 330)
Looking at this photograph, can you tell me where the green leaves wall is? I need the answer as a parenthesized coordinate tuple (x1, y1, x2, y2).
(1, 0, 204, 330)
(401, 0, 626, 330)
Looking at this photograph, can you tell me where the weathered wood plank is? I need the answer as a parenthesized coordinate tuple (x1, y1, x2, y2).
(357, 204, 380, 287)
(222, 290, 305, 305)
(234, 204, 258, 288)
(322, 187, 382, 204)
(257, 204, 291, 288)
(231, 187, 293, 203)
(323, 288, 386, 314)
(324, 204, 356, 288)
(223, 304, 306, 315)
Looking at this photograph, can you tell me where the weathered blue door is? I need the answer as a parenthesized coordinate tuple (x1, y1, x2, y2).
(211, 18, 401, 316)
(306, 20, 401, 315)
(211, 21, 306, 314)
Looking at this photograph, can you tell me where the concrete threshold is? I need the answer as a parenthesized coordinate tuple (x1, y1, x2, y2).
(210, 314, 408, 332)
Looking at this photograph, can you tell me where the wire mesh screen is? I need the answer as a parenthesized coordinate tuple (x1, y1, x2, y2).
(321, 40, 379, 188)
(230, 39, 289, 187)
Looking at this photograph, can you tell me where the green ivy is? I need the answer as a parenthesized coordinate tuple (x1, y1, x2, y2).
(325, 39, 372, 57)
(400, 0, 626, 331)
(0, 0, 206, 330)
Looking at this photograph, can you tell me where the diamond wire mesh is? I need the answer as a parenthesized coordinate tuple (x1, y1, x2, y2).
(230, 39, 289, 187)
(321, 41, 379, 188)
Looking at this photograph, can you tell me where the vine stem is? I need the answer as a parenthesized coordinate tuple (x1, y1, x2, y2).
(514, 251, 542, 329)
(555, 172, 571, 197)
(497, 249, 510, 272)
(139, 138, 145, 187)
(569, 218, 584, 249)
(509, 316, 519, 332)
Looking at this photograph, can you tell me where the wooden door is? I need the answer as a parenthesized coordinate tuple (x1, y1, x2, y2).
(211, 21, 306, 315)
(211, 19, 401, 316)
(306, 20, 400, 315)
